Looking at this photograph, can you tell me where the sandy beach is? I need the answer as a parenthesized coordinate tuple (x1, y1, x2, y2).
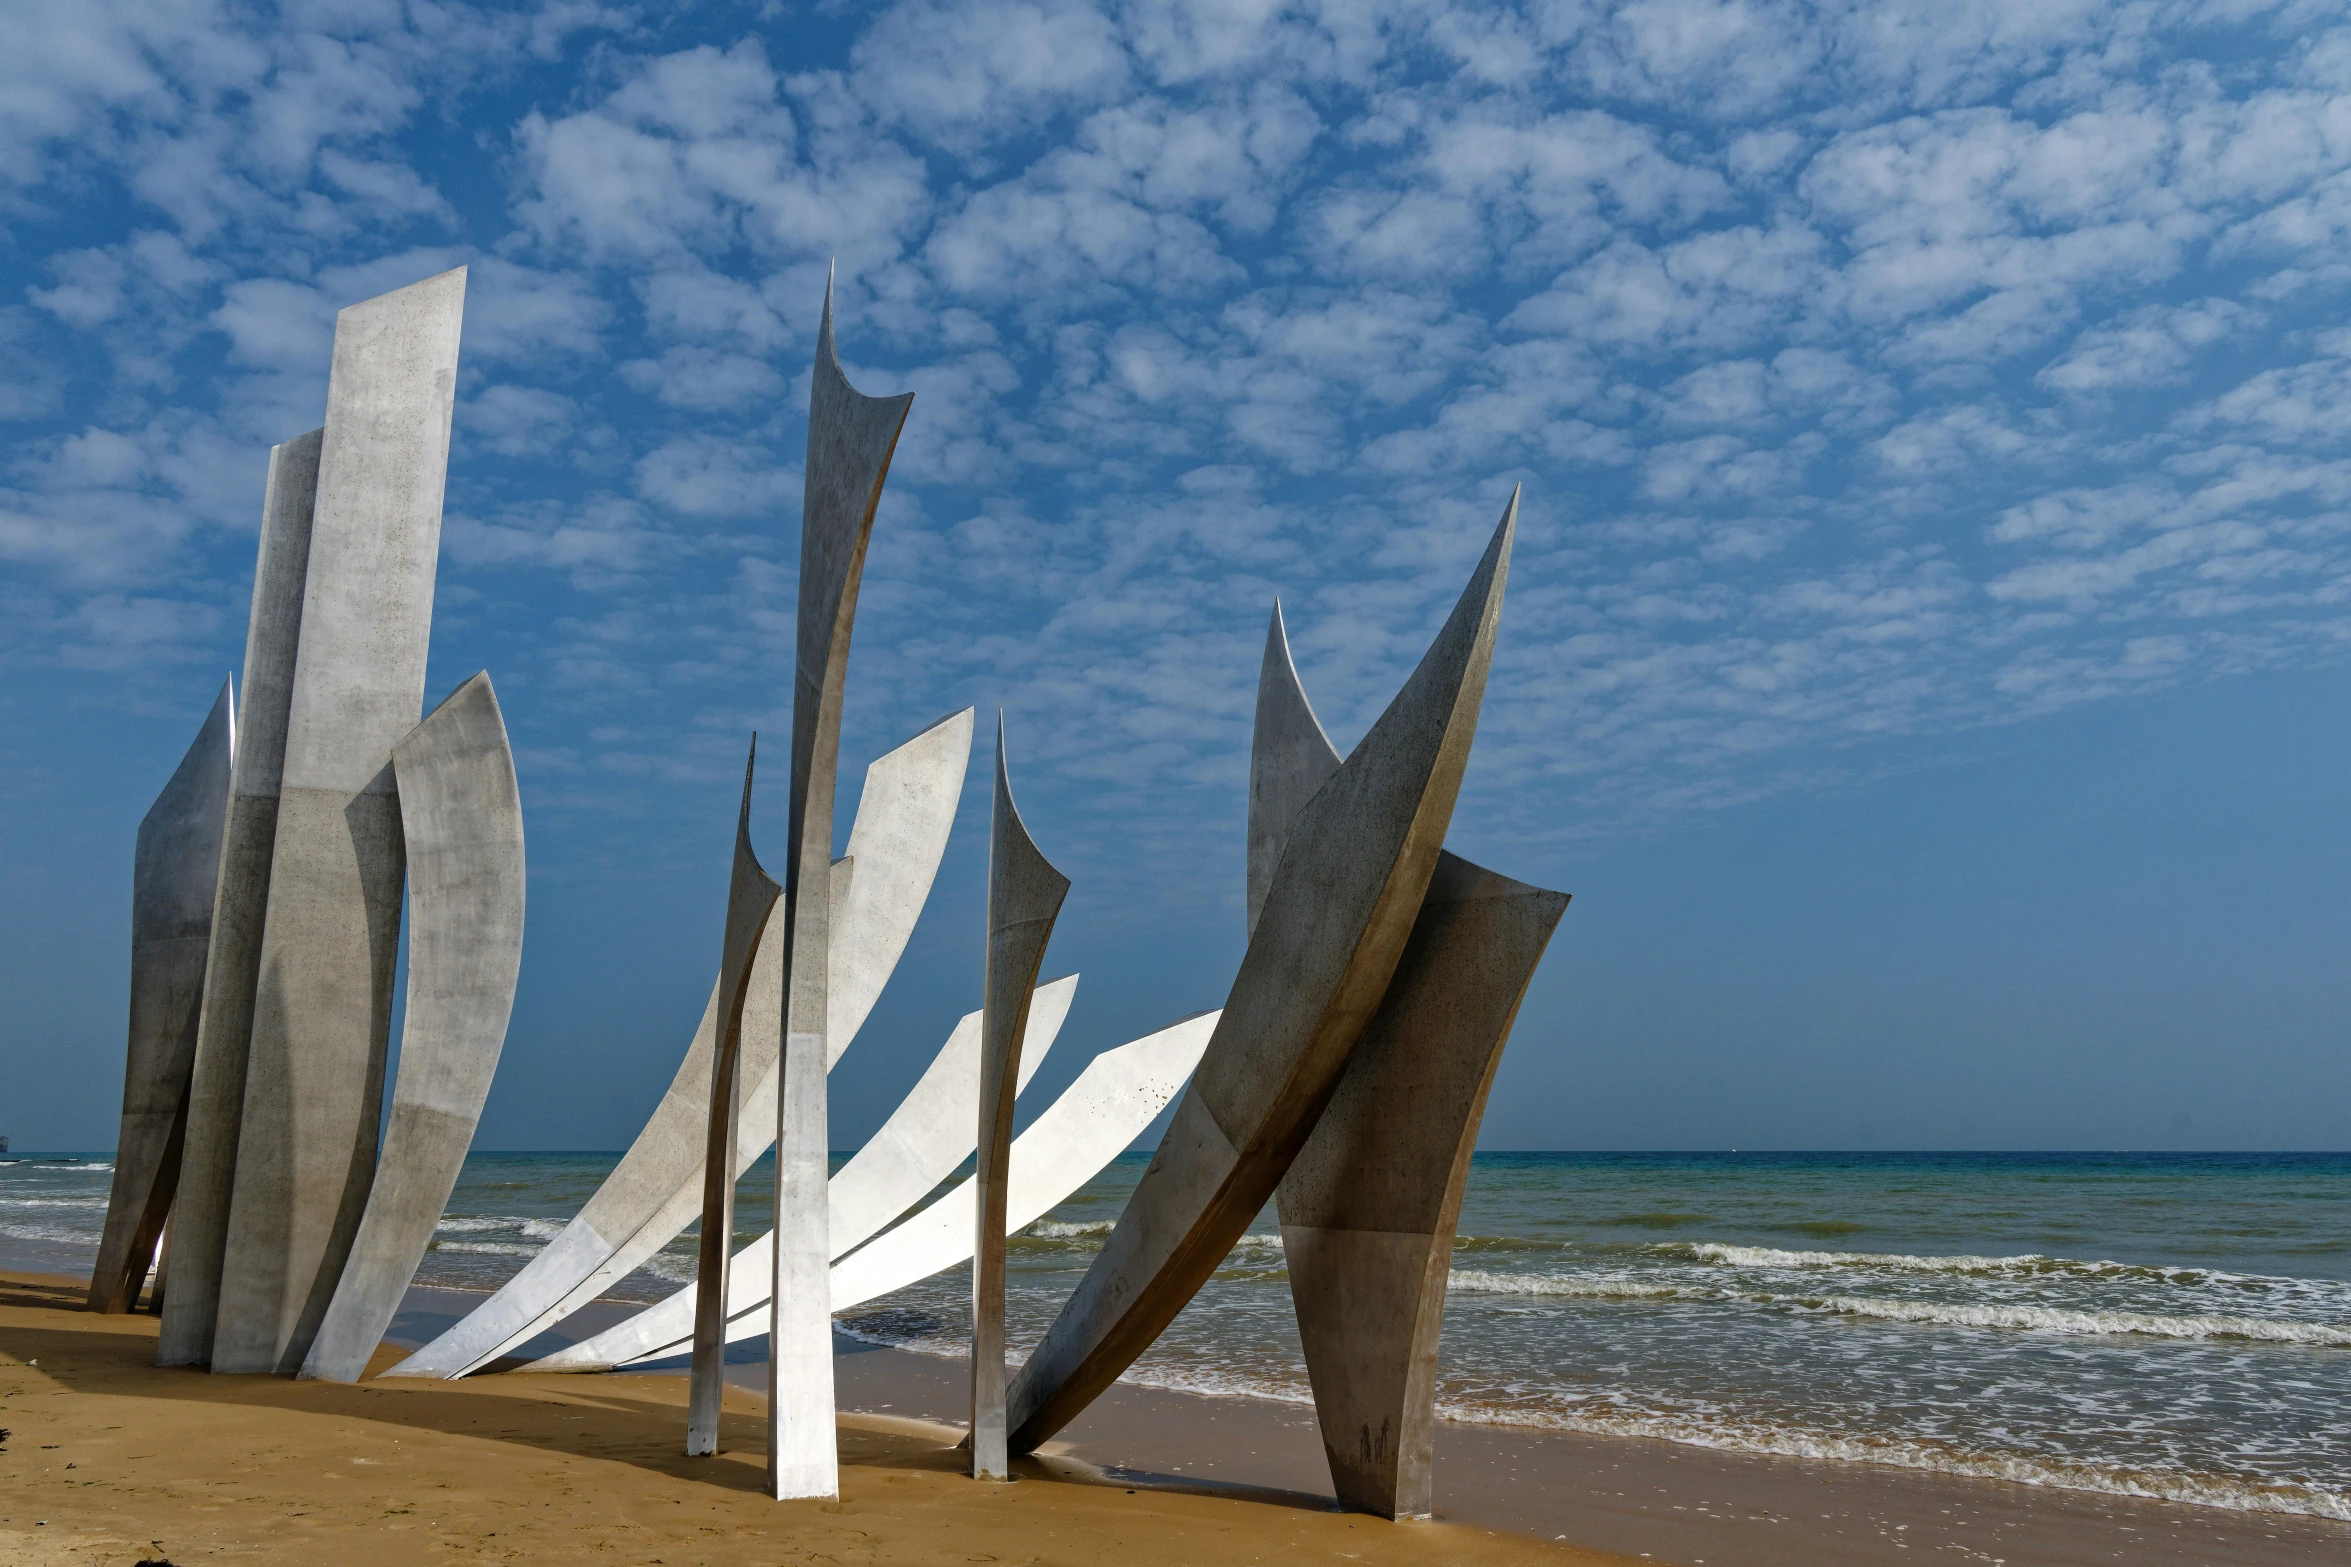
(0, 1271, 1601, 1566)
(4, 1270, 2346, 1566)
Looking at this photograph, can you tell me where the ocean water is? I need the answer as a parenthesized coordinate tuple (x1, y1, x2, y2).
(7, 1148, 2345, 1519)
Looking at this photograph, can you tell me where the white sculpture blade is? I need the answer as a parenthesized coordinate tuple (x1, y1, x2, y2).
(527, 1007, 1216, 1371)
(383, 709, 971, 1379)
(826, 1010, 1215, 1320)
(521, 976, 1078, 1373)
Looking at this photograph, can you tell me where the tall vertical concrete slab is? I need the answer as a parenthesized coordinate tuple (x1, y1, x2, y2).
(159, 428, 322, 1367)
(770, 276, 913, 1499)
(972, 724, 1069, 1479)
(301, 673, 525, 1383)
(381, 709, 967, 1380)
(90, 679, 236, 1314)
(211, 267, 466, 1375)
(1004, 496, 1515, 1454)
(688, 743, 782, 1456)
(1249, 609, 1567, 1517)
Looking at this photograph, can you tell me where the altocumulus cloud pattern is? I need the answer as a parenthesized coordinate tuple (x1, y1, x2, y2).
(6, 0, 2351, 905)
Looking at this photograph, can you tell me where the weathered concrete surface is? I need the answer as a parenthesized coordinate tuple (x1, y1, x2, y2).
(158, 427, 322, 1367)
(1005, 495, 1517, 1454)
(689, 742, 782, 1456)
(1252, 607, 1567, 1517)
(382, 711, 966, 1379)
(1280, 855, 1564, 1517)
(769, 276, 913, 1499)
(90, 678, 236, 1314)
(301, 673, 525, 1383)
(522, 977, 1076, 1373)
(212, 267, 466, 1375)
(972, 723, 1070, 1478)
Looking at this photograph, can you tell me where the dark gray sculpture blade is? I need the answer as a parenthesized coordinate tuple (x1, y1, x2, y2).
(972, 719, 1070, 1479)
(1005, 491, 1519, 1454)
(159, 427, 322, 1365)
(300, 673, 525, 1382)
(689, 738, 782, 1457)
(769, 275, 913, 1498)
(90, 677, 236, 1314)
(1252, 608, 1567, 1518)
(1280, 856, 1565, 1517)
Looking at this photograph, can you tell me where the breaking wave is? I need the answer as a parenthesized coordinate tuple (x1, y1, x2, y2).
(1446, 1269, 2351, 1345)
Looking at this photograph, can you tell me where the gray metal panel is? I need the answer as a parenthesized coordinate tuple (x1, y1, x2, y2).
(770, 275, 913, 1499)
(972, 721, 1070, 1478)
(1004, 494, 1518, 1453)
(300, 673, 525, 1382)
(159, 427, 321, 1366)
(212, 267, 466, 1375)
(1250, 605, 1568, 1515)
(688, 741, 782, 1455)
(91, 678, 236, 1313)
(1279, 855, 1565, 1517)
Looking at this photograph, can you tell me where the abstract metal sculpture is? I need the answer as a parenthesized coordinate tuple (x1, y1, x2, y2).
(768, 273, 914, 1500)
(972, 723, 1069, 1478)
(526, 976, 1078, 1373)
(90, 678, 235, 1314)
(532, 1005, 1218, 1369)
(384, 709, 969, 1379)
(159, 428, 321, 1366)
(301, 673, 525, 1383)
(688, 741, 782, 1456)
(1004, 495, 1517, 1454)
(1251, 608, 1567, 1519)
(211, 267, 467, 1375)
(827, 1010, 1217, 1318)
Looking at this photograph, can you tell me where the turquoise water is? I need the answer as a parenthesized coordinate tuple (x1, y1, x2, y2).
(8, 1149, 2346, 1517)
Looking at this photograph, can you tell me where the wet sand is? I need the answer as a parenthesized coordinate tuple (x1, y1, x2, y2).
(392, 1281, 2351, 1567)
(7, 1271, 2346, 1566)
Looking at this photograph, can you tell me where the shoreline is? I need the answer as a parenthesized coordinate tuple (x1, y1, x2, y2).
(3, 1261, 2345, 1564)
(387, 1280, 2350, 1566)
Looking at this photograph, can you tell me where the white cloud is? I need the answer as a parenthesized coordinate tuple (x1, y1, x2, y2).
(2038, 298, 2261, 393)
(845, 0, 1130, 151)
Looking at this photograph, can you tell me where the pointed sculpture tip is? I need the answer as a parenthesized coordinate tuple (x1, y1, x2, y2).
(738, 732, 759, 821)
(817, 262, 838, 367)
(1469, 485, 1519, 600)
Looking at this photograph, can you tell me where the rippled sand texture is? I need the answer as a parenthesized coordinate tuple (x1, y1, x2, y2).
(0, 1270, 1589, 1567)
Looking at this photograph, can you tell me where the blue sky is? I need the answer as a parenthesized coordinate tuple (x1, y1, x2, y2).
(3, 0, 2349, 1152)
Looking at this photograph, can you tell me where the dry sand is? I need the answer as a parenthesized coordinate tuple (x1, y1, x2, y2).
(0, 1271, 1605, 1567)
